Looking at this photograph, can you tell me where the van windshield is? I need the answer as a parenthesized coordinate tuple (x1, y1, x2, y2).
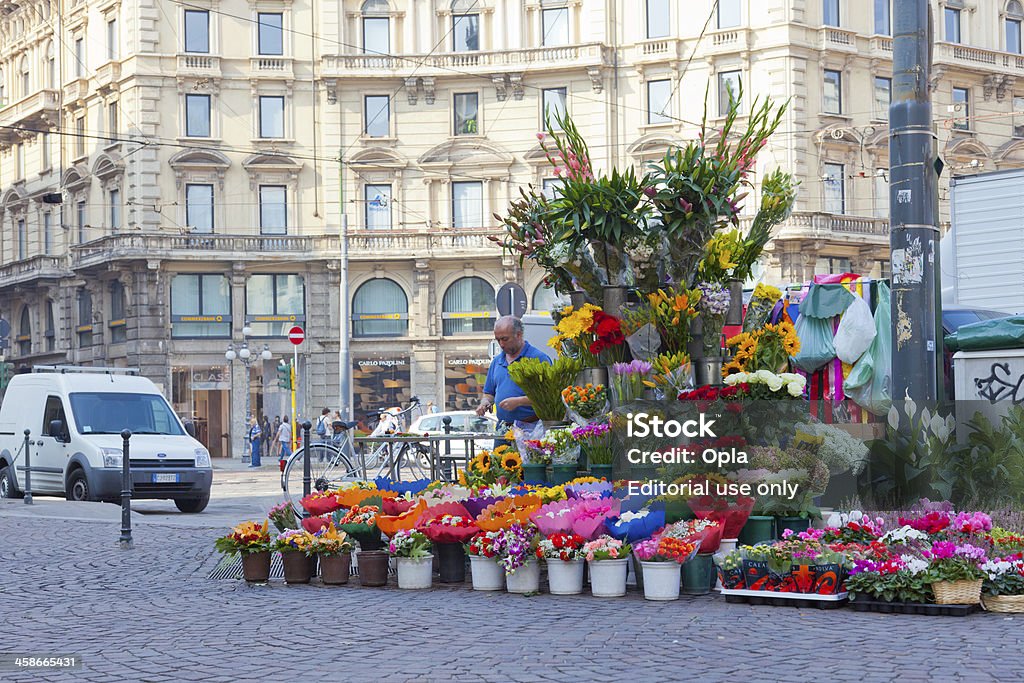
(68, 392, 185, 436)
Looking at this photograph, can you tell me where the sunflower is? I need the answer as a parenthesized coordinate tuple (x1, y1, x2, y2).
(475, 453, 491, 472)
(457, 470, 469, 486)
(501, 451, 523, 470)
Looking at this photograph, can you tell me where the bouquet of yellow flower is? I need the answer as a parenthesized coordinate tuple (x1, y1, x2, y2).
(697, 229, 745, 283)
(638, 284, 703, 355)
(741, 283, 782, 332)
(643, 351, 693, 397)
(214, 520, 271, 555)
(723, 320, 800, 376)
(461, 444, 524, 488)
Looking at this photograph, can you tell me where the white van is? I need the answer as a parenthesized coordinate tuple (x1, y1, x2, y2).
(0, 366, 213, 512)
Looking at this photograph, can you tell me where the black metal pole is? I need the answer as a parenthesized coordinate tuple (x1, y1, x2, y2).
(301, 421, 312, 508)
(22, 429, 32, 505)
(442, 417, 452, 482)
(890, 0, 941, 408)
(119, 429, 133, 549)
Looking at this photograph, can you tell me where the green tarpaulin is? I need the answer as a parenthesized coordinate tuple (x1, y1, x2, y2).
(945, 316, 1024, 352)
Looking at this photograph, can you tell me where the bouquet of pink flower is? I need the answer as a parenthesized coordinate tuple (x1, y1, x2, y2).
(570, 497, 621, 540)
(582, 535, 631, 561)
(417, 502, 480, 544)
(529, 499, 579, 536)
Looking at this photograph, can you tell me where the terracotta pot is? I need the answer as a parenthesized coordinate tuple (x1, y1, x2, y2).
(241, 551, 271, 583)
(319, 552, 351, 585)
(281, 550, 312, 585)
(357, 550, 390, 587)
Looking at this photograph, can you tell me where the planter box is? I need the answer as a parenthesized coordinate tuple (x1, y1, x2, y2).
(848, 597, 980, 616)
(719, 587, 848, 610)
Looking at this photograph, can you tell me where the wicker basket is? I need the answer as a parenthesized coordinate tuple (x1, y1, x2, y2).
(933, 579, 983, 605)
(982, 594, 1024, 613)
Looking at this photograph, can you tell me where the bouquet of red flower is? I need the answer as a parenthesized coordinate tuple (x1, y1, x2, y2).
(417, 502, 480, 544)
(382, 496, 417, 516)
(300, 490, 344, 517)
(588, 311, 626, 364)
(536, 532, 587, 562)
(687, 477, 755, 540)
(466, 530, 503, 559)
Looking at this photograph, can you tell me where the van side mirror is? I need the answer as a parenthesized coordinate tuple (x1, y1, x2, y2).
(49, 419, 67, 443)
(184, 421, 197, 438)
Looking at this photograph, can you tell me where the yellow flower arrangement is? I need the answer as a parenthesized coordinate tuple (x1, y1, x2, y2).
(697, 229, 745, 282)
(639, 284, 703, 354)
(723, 320, 800, 376)
(463, 444, 523, 488)
(532, 485, 567, 503)
(553, 303, 601, 345)
(752, 283, 782, 302)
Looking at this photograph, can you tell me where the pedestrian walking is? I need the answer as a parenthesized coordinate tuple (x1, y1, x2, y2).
(270, 416, 282, 459)
(247, 416, 262, 467)
(260, 415, 272, 459)
(315, 408, 331, 462)
(276, 415, 291, 468)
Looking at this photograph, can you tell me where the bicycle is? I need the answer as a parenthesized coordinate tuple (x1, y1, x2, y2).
(280, 398, 430, 509)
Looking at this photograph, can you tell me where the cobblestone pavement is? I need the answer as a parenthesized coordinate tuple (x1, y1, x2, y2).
(1, 514, 1022, 683)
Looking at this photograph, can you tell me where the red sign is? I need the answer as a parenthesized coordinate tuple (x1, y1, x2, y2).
(287, 325, 305, 345)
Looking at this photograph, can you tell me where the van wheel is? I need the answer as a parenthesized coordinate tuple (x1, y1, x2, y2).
(0, 466, 22, 499)
(175, 494, 210, 513)
(66, 470, 92, 502)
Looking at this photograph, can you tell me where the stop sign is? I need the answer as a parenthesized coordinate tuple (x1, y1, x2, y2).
(287, 325, 305, 345)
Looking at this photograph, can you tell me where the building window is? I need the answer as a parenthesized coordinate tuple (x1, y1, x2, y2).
(454, 92, 479, 135)
(823, 162, 845, 214)
(541, 6, 569, 46)
(76, 200, 87, 244)
(352, 278, 408, 337)
(107, 18, 118, 61)
(1014, 96, 1024, 137)
(874, 76, 891, 119)
(442, 277, 495, 335)
(362, 0, 390, 53)
(186, 183, 214, 233)
(75, 115, 85, 157)
(542, 87, 567, 131)
(453, 12, 480, 51)
(18, 306, 30, 356)
(364, 95, 390, 137)
(185, 10, 210, 53)
(1008, 1, 1024, 54)
(246, 274, 305, 336)
(364, 184, 392, 230)
(874, 168, 889, 219)
(945, 5, 962, 43)
(823, 69, 842, 114)
(717, 71, 741, 116)
(647, 79, 672, 124)
(46, 42, 55, 88)
(45, 300, 55, 352)
(17, 219, 26, 260)
(74, 38, 84, 77)
(259, 95, 285, 138)
(109, 281, 127, 344)
(452, 181, 482, 229)
(109, 101, 118, 136)
(258, 185, 287, 235)
(542, 177, 564, 200)
(816, 256, 853, 275)
(718, 0, 741, 28)
(43, 212, 53, 255)
(41, 133, 50, 170)
(823, 0, 840, 27)
(646, 0, 670, 39)
(532, 283, 557, 312)
(16, 143, 24, 179)
(185, 94, 211, 137)
(953, 86, 970, 130)
(19, 57, 29, 97)
(109, 188, 121, 232)
(77, 289, 93, 347)
(874, 0, 890, 36)
(170, 274, 231, 338)
(257, 12, 284, 55)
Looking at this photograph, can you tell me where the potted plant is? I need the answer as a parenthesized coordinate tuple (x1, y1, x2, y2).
(419, 512, 479, 583)
(536, 532, 587, 595)
(335, 505, 388, 586)
(525, 427, 579, 486)
(926, 540, 987, 605)
(310, 522, 353, 586)
(716, 549, 745, 590)
(634, 536, 698, 601)
(214, 520, 272, 583)
(573, 422, 614, 480)
(389, 529, 433, 590)
(583, 535, 632, 597)
(981, 557, 1024, 613)
(495, 523, 542, 594)
(466, 531, 505, 591)
(273, 529, 316, 585)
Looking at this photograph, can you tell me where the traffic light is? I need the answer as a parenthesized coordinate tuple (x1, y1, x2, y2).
(276, 361, 292, 390)
(0, 362, 8, 390)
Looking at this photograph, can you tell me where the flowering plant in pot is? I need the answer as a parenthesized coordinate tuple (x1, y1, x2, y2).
(494, 523, 542, 593)
(466, 530, 505, 591)
(980, 557, 1024, 612)
(389, 529, 433, 589)
(924, 541, 988, 604)
(333, 504, 384, 551)
(583, 535, 633, 598)
(273, 529, 317, 584)
(635, 537, 699, 601)
(845, 554, 933, 604)
(214, 520, 271, 556)
(715, 549, 746, 590)
(536, 532, 588, 595)
(310, 523, 353, 585)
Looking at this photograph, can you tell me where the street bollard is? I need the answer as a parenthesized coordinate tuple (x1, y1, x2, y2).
(301, 421, 312, 517)
(442, 417, 453, 482)
(22, 429, 32, 505)
(119, 429, 133, 550)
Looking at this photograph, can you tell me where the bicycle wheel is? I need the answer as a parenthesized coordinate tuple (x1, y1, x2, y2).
(281, 442, 360, 510)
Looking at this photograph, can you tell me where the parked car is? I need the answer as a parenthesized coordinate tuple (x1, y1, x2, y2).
(942, 305, 1013, 402)
(0, 366, 213, 512)
(407, 411, 500, 467)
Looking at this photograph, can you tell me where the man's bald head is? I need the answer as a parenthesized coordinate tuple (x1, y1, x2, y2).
(494, 315, 525, 356)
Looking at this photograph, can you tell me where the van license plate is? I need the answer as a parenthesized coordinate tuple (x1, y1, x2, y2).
(152, 473, 180, 484)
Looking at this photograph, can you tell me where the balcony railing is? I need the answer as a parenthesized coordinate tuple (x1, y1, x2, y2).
(69, 230, 506, 268)
(322, 42, 611, 76)
(934, 42, 1024, 74)
(176, 54, 222, 77)
(0, 89, 60, 143)
(819, 27, 858, 52)
(769, 211, 890, 239)
(0, 255, 71, 289)
(250, 57, 294, 79)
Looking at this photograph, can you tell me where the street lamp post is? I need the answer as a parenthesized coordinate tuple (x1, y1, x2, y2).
(225, 325, 272, 463)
